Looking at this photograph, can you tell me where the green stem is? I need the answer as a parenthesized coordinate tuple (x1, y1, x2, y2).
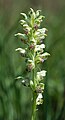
(31, 51, 37, 120)
(32, 92, 36, 120)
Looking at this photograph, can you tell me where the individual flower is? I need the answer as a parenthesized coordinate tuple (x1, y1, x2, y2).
(30, 38, 36, 45)
(15, 33, 28, 40)
(40, 52, 50, 60)
(26, 60, 35, 71)
(35, 44, 45, 52)
(37, 70, 46, 81)
(36, 84, 44, 93)
(35, 54, 45, 63)
(36, 93, 43, 105)
(36, 28, 47, 35)
(34, 28, 47, 40)
(15, 48, 26, 57)
(24, 29, 29, 35)
(29, 44, 35, 50)
(34, 23, 38, 30)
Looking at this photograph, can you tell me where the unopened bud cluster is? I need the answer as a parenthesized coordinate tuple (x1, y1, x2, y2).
(15, 8, 50, 105)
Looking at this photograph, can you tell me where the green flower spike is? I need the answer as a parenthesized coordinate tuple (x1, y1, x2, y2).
(15, 8, 50, 120)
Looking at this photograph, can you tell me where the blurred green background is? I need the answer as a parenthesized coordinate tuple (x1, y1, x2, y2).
(0, 0, 65, 120)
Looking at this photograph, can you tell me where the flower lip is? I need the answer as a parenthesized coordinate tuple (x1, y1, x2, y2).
(37, 70, 47, 76)
(36, 93, 43, 105)
(15, 48, 26, 54)
(35, 44, 45, 52)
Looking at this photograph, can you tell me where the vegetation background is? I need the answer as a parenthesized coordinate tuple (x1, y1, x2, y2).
(0, 0, 65, 120)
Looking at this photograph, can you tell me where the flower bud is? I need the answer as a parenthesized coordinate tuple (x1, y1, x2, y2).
(36, 86, 42, 93)
(29, 44, 35, 50)
(40, 58, 44, 63)
(24, 29, 29, 35)
(30, 80, 34, 90)
(28, 64, 33, 71)
(34, 24, 38, 30)
(21, 78, 30, 87)
(21, 39, 27, 44)
(26, 60, 35, 72)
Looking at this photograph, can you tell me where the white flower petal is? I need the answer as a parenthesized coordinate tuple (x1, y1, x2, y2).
(36, 93, 43, 105)
(37, 93, 43, 99)
(15, 48, 25, 54)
